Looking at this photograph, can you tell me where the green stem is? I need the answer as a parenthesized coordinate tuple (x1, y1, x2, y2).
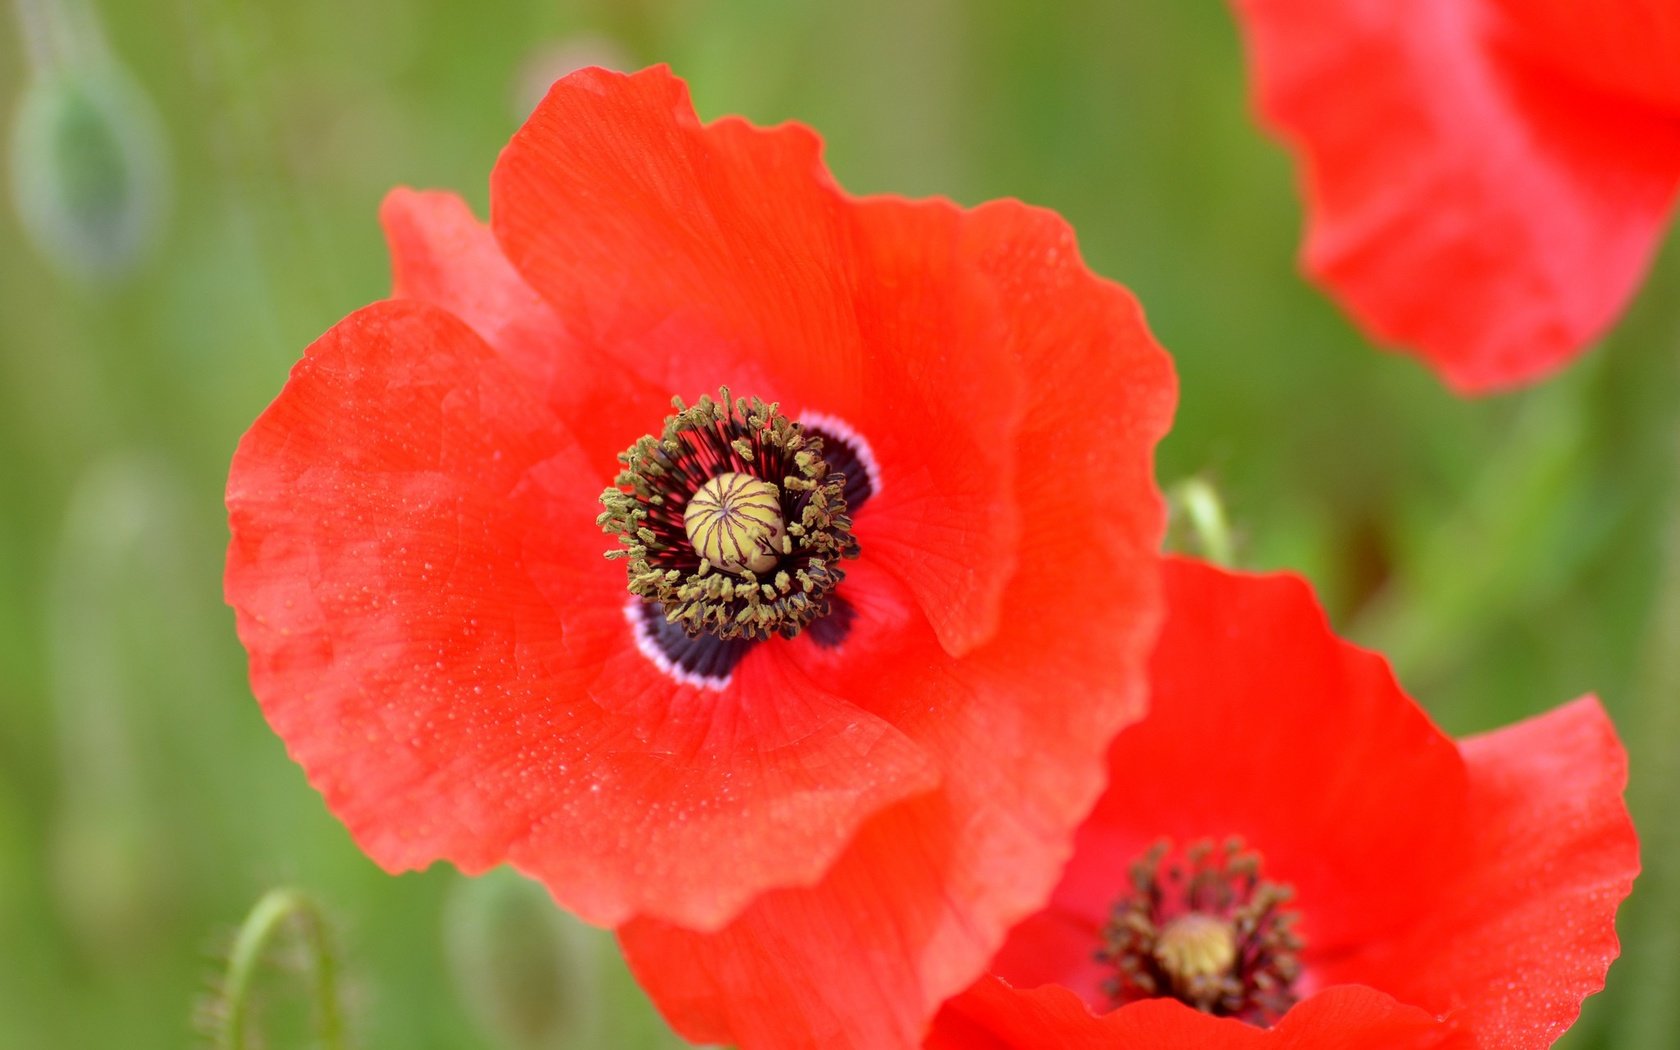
(216, 887, 347, 1050)
(1612, 419, 1680, 1048)
(1169, 476, 1236, 567)
(1597, 230, 1680, 1049)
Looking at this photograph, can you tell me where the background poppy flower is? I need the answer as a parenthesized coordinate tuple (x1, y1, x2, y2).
(224, 65, 1175, 1047)
(929, 557, 1637, 1048)
(1231, 0, 1680, 393)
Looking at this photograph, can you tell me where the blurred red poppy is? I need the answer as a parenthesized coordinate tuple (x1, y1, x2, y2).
(929, 558, 1637, 1048)
(224, 64, 1175, 1043)
(1233, 0, 1680, 393)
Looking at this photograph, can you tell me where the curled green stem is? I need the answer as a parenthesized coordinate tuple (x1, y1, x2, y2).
(216, 887, 347, 1050)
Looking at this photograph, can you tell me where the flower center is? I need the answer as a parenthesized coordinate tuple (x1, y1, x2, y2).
(599, 388, 859, 643)
(1098, 839, 1302, 1026)
(1154, 913, 1238, 989)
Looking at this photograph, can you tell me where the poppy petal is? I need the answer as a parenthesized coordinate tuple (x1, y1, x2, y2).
(381, 187, 560, 382)
(1234, 0, 1680, 392)
(622, 789, 1012, 1049)
(617, 200, 1173, 1050)
(489, 65, 1022, 657)
(835, 195, 1024, 657)
(1322, 696, 1636, 1049)
(225, 299, 939, 930)
(1485, 0, 1680, 113)
(930, 978, 1465, 1049)
(379, 187, 672, 467)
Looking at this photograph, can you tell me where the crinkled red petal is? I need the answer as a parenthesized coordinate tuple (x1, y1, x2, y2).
(1320, 697, 1636, 1049)
(382, 187, 560, 384)
(225, 299, 939, 930)
(379, 187, 671, 467)
(489, 65, 1023, 656)
(1233, 0, 1680, 392)
(619, 199, 1174, 1050)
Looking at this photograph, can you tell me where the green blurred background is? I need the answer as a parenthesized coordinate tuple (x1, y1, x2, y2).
(1, 0, 1676, 1046)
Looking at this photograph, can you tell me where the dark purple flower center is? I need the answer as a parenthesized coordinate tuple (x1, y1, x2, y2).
(600, 389, 872, 685)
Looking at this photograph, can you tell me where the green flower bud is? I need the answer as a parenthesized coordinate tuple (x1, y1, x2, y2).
(9, 62, 169, 282)
(443, 868, 606, 1049)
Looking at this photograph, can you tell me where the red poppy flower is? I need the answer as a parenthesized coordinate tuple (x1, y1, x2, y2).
(1232, 0, 1680, 393)
(224, 65, 1176, 1045)
(929, 557, 1637, 1048)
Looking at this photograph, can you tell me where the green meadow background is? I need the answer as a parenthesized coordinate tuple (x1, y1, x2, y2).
(2, 0, 1676, 1046)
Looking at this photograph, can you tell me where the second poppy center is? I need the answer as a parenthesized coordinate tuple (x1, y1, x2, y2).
(1098, 838, 1303, 1026)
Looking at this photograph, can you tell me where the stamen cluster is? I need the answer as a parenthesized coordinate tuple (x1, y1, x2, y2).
(598, 388, 858, 641)
(1097, 838, 1303, 1026)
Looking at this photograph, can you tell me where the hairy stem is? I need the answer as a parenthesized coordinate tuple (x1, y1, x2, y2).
(215, 887, 347, 1050)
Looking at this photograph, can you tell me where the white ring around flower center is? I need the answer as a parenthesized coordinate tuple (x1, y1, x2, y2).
(799, 410, 882, 501)
(625, 600, 732, 691)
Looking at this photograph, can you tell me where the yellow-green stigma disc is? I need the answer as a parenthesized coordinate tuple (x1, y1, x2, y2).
(1154, 913, 1238, 990)
(684, 472, 785, 575)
